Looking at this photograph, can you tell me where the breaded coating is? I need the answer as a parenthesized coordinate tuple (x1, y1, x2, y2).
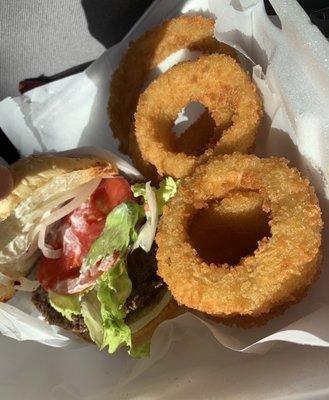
(134, 55, 263, 179)
(109, 14, 236, 156)
(156, 154, 323, 323)
(129, 111, 216, 183)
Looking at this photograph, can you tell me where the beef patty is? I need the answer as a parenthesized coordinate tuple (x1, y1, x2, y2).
(32, 243, 165, 336)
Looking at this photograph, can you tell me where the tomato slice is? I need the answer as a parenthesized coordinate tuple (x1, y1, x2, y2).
(37, 177, 133, 294)
(92, 177, 134, 214)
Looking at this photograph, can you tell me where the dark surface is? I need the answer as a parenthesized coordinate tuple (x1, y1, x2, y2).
(0, 133, 19, 163)
(81, 0, 155, 48)
(125, 244, 165, 315)
(265, 0, 329, 15)
(0, 0, 327, 163)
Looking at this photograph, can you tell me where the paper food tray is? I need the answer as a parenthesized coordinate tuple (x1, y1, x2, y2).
(0, 0, 328, 399)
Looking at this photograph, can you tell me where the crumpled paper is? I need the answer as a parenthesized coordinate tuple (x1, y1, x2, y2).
(0, 0, 329, 398)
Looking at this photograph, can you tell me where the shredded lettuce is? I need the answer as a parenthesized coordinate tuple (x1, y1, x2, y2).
(132, 177, 179, 216)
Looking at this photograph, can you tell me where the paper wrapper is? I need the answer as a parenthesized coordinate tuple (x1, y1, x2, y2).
(0, 0, 329, 398)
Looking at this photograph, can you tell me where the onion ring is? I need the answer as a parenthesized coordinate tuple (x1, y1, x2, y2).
(156, 154, 323, 323)
(134, 54, 263, 179)
(109, 14, 237, 155)
(129, 111, 216, 183)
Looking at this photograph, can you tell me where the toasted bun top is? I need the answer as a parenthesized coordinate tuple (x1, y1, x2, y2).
(0, 154, 117, 222)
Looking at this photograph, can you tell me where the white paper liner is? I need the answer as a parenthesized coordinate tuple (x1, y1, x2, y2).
(0, 0, 328, 396)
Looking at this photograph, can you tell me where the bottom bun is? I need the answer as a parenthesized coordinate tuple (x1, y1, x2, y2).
(132, 299, 185, 347)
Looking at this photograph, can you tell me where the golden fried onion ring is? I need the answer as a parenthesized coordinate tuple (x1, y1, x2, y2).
(109, 15, 237, 155)
(129, 111, 216, 183)
(156, 154, 323, 322)
(134, 55, 263, 179)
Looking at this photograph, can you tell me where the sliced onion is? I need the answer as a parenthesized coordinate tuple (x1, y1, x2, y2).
(37, 177, 102, 258)
(37, 224, 62, 259)
(3, 178, 102, 264)
(0, 271, 39, 292)
(39, 178, 102, 228)
(129, 290, 172, 334)
(13, 276, 40, 292)
(133, 182, 158, 253)
(30, 182, 98, 221)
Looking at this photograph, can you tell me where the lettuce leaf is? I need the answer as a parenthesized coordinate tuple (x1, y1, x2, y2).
(80, 260, 152, 356)
(156, 177, 180, 215)
(79, 260, 134, 354)
(97, 260, 132, 352)
(48, 291, 81, 321)
(132, 177, 179, 215)
(49, 201, 142, 354)
(79, 201, 142, 353)
(82, 201, 141, 271)
(51, 260, 135, 354)
(80, 290, 104, 347)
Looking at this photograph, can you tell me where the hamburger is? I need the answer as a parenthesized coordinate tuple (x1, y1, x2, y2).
(0, 151, 180, 357)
